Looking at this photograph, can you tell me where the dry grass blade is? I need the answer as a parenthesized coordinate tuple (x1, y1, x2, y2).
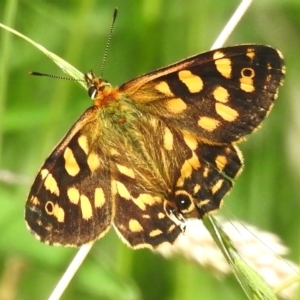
(157, 218, 299, 299)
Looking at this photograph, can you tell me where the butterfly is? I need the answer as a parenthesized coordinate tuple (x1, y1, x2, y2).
(25, 44, 285, 249)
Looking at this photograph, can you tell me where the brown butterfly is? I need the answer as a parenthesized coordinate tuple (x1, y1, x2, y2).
(25, 45, 285, 249)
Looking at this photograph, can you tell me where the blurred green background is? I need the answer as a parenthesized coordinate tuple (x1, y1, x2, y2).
(0, 0, 299, 299)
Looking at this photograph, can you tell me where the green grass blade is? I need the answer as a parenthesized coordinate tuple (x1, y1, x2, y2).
(0, 22, 85, 86)
(203, 216, 278, 300)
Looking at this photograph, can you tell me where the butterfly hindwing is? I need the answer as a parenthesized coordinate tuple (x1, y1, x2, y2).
(111, 119, 242, 248)
(110, 119, 185, 248)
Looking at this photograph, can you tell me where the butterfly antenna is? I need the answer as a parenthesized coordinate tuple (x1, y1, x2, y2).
(100, 8, 118, 77)
(29, 71, 85, 82)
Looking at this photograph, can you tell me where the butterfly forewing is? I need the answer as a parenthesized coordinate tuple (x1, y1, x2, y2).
(26, 108, 113, 246)
(26, 44, 285, 248)
(123, 45, 284, 143)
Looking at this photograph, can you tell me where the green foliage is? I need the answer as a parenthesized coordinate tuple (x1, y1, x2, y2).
(0, 0, 299, 299)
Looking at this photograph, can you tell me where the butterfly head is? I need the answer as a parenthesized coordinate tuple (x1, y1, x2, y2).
(84, 71, 119, 107)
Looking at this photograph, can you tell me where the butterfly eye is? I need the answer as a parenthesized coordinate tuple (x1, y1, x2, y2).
(88, 86, 98, 99)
